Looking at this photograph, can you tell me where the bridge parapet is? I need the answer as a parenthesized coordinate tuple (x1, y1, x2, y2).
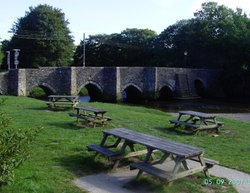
(1, 67, 222, 101)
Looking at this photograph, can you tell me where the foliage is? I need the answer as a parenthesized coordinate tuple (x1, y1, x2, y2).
(74, 28, 157, 66)
(0, 98, 39, 188)
(155, 2, 250, 69)
(29, 87, 46, 99)
(4, 4, 74, 68)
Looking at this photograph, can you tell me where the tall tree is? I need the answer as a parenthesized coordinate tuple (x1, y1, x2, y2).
(74, 28, 157, 66)
(7, 4, 74, 68)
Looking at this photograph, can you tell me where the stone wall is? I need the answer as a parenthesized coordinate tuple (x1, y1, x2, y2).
(1, 67, 222, 101)
(0, 72, 8, 95)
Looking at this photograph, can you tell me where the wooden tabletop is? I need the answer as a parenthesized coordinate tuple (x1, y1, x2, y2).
(179, 111, 216, 119)
(75, 106, 107, 114)
(48, 95, 79, 98)
(103, 128, 204, 158)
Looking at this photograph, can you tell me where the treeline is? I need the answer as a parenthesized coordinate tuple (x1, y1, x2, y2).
(74, 2, 250, 71)
(1, 2, 250, 97)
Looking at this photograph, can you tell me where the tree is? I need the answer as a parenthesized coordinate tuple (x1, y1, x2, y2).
(73, 28, 157, 66)
(6, 4, 74, 68)
(156, 2, 250, 69)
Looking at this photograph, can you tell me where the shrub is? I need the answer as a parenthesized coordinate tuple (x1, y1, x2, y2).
(29, 87, 46, 99)
(0, 99, 39, 188)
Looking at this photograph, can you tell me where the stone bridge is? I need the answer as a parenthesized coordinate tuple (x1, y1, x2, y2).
(0, 67, 221, 101)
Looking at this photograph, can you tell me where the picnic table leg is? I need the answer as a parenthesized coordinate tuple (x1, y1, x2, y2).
(198, 154, 209, 177)
(136, 148, 153, 179)
(94, 134, 109, 159)
(168, 156, 184, 185)
(112, 140, 129, 170)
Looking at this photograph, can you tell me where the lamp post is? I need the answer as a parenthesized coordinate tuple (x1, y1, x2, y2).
(13, 49, 20, 69)
(82, 33, 85, 67)
(184, 51, 188, 67)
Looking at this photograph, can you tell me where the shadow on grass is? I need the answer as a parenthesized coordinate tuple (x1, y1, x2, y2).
(57, 154, 110, 177)
(154, 126, 192, 136)
(48, 121, 86, 130)
(26, 107, 49, 111)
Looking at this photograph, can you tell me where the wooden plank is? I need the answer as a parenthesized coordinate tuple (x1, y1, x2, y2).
(87, 144, 121, 157)
(169, 120, 199, 128)
(74, 106, 107, 114)
(190, 157, 219, 169)
(130, 162, 172, 180)
(103, 128, 204, 158)
(48, 95, 79, 98)
(179, 111, 215, 119)
(169, 165, 206, 181)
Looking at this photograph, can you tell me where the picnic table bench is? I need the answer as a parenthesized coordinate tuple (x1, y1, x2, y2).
(69, 106, 111, 127)
(87, 128, 218, 183)
(46, 95, 79, 108)
(170, 111, 224, 133)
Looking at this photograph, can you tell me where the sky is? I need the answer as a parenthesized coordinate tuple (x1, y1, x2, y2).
(0, 0, 250, 45)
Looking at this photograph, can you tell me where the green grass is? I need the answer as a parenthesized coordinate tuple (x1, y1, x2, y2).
(1, 96, 248, 193)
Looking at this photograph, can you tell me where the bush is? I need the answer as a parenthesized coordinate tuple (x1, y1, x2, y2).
(79, 87, 89, 96)
(0, 99, 39, 188)
(29, 87, 46, 99)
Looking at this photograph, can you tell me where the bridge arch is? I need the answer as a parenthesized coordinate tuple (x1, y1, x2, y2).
(194, 79, 207, 97)
(122, 83, 143, 102)
(28, 83, 56, 96)
(158, 84, 175, 100)
(78, 81, 103, 101)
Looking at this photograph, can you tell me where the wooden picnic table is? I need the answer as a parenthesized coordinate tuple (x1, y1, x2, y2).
(69, 106, 111, 127)
(169, 110, 224, 133)
(87, 128, 216, 183)
(46, 95, 79, 108)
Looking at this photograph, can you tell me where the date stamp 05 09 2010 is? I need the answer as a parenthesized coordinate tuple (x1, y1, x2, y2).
(204, 178, 250, 186)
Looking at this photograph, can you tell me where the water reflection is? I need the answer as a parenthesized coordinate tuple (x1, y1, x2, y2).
(123, 98, 250, 113)
(79, 96, 91, 102)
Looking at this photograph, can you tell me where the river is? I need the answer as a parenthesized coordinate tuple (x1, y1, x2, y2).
(79, 96, 250, 122)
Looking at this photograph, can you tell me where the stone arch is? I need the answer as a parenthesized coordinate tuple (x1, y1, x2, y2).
(78, 81, 103, 101)
(29, 83, 56, 96)
(158, 84, 174, 100)
(194, 79, 207, 97)
(122, 83, 143, 102)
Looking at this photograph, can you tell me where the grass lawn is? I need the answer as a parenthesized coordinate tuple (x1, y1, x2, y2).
(1, 96, 249, 193)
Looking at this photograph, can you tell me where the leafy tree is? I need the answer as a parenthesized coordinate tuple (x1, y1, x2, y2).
(6, 4, 74, 68)
(74, 28, 157, 66)
(156, 2, 250, 70)
(0, 40, 11, 70)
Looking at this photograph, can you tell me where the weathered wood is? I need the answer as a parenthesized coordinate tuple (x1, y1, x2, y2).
(104, 128, 204, 158)
(87, 144, 122, 158)
(130, 162, 172, 180)
(169, 120, 199, 128)
(46, 95, 79, 108)
(190, 157, 219, 169)
(131, 162, 206, 182)
(74, 106, 107, 114)
(47, 101, 75, 105)
(179, 111, 216, 119)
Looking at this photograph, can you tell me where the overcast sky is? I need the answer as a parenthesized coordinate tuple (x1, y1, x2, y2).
(0, 0, 250, 45)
